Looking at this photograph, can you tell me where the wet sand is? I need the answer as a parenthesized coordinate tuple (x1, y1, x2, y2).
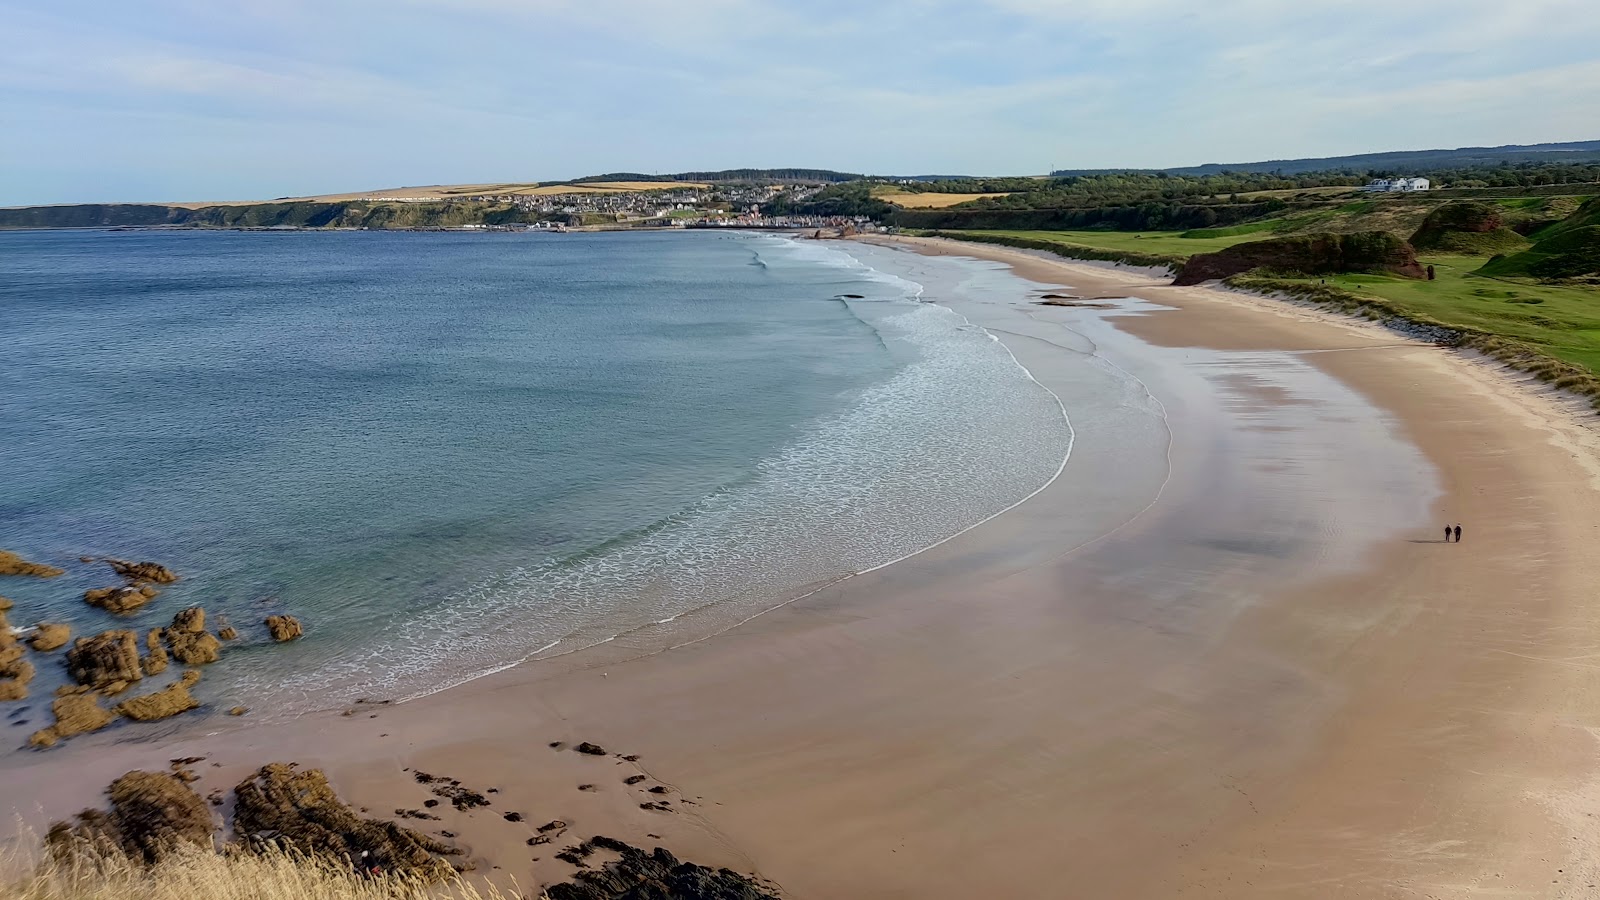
(8, 235, 1600, 898)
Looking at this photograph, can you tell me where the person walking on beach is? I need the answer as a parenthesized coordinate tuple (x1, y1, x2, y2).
(1454, 524, 1462, 543)
(1445, 524, 1453, 542)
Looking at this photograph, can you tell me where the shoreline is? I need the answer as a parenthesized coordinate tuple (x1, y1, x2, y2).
(7, 235, 1600, 897)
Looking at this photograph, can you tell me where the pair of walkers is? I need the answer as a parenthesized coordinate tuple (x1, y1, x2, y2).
(1443, 523, 1463, 543)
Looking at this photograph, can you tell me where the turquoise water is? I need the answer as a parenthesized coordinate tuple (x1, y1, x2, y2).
(0, 230, 1069, 713)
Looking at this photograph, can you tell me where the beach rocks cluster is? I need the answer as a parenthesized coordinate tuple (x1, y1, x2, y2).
(234, 763, 457, 881)
(546, 838, 780, 900)
(0, 548, 312, 748)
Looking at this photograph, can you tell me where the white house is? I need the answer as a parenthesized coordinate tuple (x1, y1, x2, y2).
(1362, 177, 1430, 192)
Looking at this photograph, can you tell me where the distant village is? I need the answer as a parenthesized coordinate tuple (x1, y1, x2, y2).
(372, 181, 878, 232)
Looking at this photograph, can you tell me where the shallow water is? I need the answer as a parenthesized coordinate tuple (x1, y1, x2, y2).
(0, 229, 1071, 713)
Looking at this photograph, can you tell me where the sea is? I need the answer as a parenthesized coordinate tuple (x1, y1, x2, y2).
(0, 229, 1071, 716)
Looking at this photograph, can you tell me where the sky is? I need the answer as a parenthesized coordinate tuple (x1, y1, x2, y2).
(3, 0, 1598, 204)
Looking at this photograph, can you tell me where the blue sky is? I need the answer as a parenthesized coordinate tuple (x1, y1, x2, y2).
(3, 0, 1597, 204)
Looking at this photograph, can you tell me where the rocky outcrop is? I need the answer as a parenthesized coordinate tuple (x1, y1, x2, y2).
(143, 628, 169, 675)
(233, 763, 456, 881)
(115, 670, 202, 721)
(30, 692, 117, 747)
(28, 622, 71, 652)
(545, 838, 780, 900)
(1, 620, 34, 700)
(0, 596, 12, 611)
(67, 630, 144, 687)
(84, 584, 160, 614)
(47, 771, 212, 861)
(265, 615, 303, 642)
(106, 560, 179, 584)
(0, 550, 64, 578)
(1174, 231, 1426, 285)
(166, 609, 222, 665)
(171, 607, 205, 633)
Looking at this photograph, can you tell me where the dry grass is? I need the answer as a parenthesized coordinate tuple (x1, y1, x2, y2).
(0, 842, 524, 900)
(874, 189, 1011, 208)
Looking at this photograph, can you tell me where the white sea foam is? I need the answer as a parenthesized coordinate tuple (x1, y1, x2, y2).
(246, 237, 1074, 712)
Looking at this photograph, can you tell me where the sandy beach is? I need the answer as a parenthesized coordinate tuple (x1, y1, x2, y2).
(8, 234, 1600, 899)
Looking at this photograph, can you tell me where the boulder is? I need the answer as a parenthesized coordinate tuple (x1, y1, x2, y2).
(143, 628, 170, 675)
(48, 771, 212, 862)
(0, 550, 64, 578)
(30, 693, 117, 748)
(171, 607, 205, 634)
(115, 671, 202, 722)
(265, 615, 303, 642)
(67, 630, 143, 687)
(84, 584, 160, 614)
(106, 559, 180, 584)
(233, 763, 456, 881)
(218, 625, 239, 641)
(544, 838, 779, 900)
(1174, 231, 1427, 285)
(28, 622, 71, 652)
(165, 608, 222, 664)
(0, 595, 12, 611)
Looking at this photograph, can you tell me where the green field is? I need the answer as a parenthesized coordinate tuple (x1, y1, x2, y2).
(1291, 259, 1600, 372)
(937, 227, 1600, 387)
(967, 228, 1262, 257)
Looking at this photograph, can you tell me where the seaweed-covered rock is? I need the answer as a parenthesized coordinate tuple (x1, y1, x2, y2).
(67, 630, 143, 687)
(28, 622, 71, 652)
(1175, 231, 1426, 285)
(265, 615, 303, 642)
(545, 838, 779, 900)
(115, 671, 202, 722)
(144, 628, 169, 675)
(48, 771, 212, 862)
(171, 607, 205, 634)
(165, 605, 222, 665)
(30, 693, 116, 747)
(84, 584, 160, 614)
(0, 550, 64, 578)
(233, 763, 456, 881)
(107, 560, 180, 584)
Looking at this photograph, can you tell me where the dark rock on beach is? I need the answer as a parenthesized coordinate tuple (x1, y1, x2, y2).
(48, 771, 212, 862)
(234, 763, 457, 881)
(544, 838, 781, 900)
(67, 630, 143, 687)
(575, 741, 608, 756)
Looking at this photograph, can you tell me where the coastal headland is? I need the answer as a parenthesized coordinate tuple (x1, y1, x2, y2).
(7, 235, 1600, 898)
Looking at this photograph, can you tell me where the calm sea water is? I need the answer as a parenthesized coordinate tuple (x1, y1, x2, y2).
(0, 229, 1069, 714)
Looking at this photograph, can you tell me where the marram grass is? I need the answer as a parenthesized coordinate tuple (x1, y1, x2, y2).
(0, 841, 531, 900)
